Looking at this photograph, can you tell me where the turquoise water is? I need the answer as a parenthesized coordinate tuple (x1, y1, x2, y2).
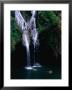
(11, 65, 61, 79)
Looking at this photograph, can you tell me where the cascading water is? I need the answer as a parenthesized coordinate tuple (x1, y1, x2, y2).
(30, 11, 38, 65)
(22, 32, 32, 69)
(15, 11, 32, 69)
(15, 10, 41, 70)
(30, 11, 41, 67)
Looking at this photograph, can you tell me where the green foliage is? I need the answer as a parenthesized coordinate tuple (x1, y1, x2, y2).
(37, 11, 60, 32)
(11, 16, 22, 51)
(37, 11, 61, 56)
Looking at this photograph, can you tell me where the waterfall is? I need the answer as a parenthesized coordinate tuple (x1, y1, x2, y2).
(30, 11, 38, 66)
(30, 11, 41, 67)
(23, 33, 30, 66)
(15, 10, 41, 70)
(15, 10, 32, 69)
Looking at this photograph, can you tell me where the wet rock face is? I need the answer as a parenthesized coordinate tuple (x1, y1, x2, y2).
(38, 30, 61, 67)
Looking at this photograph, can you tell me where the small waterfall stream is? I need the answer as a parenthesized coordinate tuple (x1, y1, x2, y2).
(23, 34, 30, 66)
(30, 11, 39, 67)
